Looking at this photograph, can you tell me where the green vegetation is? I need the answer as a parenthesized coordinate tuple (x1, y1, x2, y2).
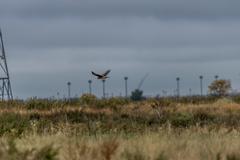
(208, 79, 232, 96)
(0, 138, 58, 160)
(131, 89, 144, 101)
(0, 96, 240, 159)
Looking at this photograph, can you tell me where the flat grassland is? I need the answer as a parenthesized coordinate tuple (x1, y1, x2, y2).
(0, 96, 240, 160)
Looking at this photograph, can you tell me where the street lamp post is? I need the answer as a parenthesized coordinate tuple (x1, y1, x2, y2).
(102, 79, 106, 99)
(189, 88, 192, 96)
(67, 82, 71, 100)
(176, 77, 180, 97)
(88, 80, 92, 94)
(57, 92, 60, 100)
(124, 77, 128, 98)
(199, 75, 203, 96)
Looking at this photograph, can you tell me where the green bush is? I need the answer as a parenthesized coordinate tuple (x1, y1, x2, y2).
(170, 113, 194, 128)
(34, 144, 58, 160)
(0, 113, 30, 136)
(26, 98, 55, 110)
(131, 89, 144, 101)
(102, 98, 129, 109)
(0, 138, 58, 160)
(80, 94, 97, 106)
(92, 98, 129, 109)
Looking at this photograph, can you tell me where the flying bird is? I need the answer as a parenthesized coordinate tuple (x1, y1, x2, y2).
(91, 70, 111, 80)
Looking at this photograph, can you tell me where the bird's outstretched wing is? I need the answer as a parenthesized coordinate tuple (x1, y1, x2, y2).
(91, 71, 102, 77)
(103, 70, 111, 76)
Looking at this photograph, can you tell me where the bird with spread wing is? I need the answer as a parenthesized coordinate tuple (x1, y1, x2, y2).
(91, 70, 111, 80)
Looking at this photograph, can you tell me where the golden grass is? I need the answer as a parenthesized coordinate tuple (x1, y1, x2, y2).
(10, 126, 240, 160)
(1, 98, 240, 159)
(0, 98, 239, 118)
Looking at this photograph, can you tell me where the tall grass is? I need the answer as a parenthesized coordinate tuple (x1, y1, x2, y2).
(0, 97, 240, 159)
(9, 127, 240, 160)
(1, 97, 240, 136)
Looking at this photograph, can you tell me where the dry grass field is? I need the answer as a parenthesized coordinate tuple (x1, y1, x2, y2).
(0, 96, 240, 159)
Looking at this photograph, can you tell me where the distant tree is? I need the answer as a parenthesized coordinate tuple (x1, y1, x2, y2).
(208, 79, 231, 96)
(130, 89, 143, 101)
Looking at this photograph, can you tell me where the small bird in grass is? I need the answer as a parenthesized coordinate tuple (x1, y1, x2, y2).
(91, 70, 111, 80)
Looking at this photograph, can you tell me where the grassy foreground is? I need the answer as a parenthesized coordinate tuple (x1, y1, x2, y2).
(0, 97, 240, 159)
(13, 128, 240, 160)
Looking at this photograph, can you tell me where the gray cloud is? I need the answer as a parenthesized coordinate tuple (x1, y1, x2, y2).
(2, 18, 240, 48)
(1, 0, 240, 19)
(1, 0, 240, 98)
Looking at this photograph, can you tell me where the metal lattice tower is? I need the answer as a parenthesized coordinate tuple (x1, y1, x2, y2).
(0, 29, 13, 100)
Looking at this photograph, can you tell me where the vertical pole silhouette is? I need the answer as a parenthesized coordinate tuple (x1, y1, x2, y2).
(176, 77, 180, 97)
(199, 75, 203, 96)
(0, 29, 13, 100)
(162, 90, 167, 97)
(88, 80, 92, 94)
(215, 75, 219, 80)
(124, 76, 128, 98)
(67, 82, 71, 100)
(57, 92, 60, 100)
(102, 79, 105, 99)
(189, 88, 192, 96)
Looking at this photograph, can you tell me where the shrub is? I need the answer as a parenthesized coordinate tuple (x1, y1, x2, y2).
(0, 113, 30, 136)
(80, 94, 97, 106)
(131, 89, 144, 101)
(0, 139, 58, 160)
(208, 79, 231, 96)
(26, 98, 55, 110)
(34, 144, 58, 160)
(93, 98, 129, 109)
(170, 113, 194, 128)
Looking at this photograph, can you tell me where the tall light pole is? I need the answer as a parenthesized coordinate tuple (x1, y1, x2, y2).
(176, 77, 180, 97)
(67, 81, 71, 99)
(57, 92, 60, 100)
(189, 88, 192, 96)
(102, 79, 106, 99)
(199, 75, 203, 96)
(88, 80, 92, 94)
(124, 76, 128, 98)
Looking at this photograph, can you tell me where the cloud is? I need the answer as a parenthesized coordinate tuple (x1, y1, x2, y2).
(2, 18, 240, 49)
(1, 0, 240, 98)
(1, 0, 240, 19)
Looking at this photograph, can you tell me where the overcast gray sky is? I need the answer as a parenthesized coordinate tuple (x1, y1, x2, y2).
(1, 0, 240, 98)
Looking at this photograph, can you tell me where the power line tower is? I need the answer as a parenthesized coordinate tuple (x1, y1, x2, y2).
(0, 29, 13, 100)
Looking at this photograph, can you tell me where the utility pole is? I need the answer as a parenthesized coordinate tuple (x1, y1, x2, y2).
(0, 29, 13, 100)
(124, 76, 128, 98)
(88, 80, 92, 94)
(102, 79, 105, 99)
(67, 82, 71, 100)
(176, 77, 180, 97)
(199, 75, 203, 96)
